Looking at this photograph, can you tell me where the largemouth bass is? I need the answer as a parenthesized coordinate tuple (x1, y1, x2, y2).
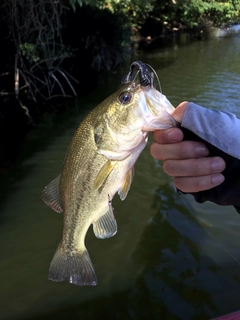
(42, 61, 176, 286)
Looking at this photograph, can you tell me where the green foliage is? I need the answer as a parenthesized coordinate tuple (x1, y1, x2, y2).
(179, 0, 240, 27)
(20, 43, 40, 62)
(68, 0, 155, 27)
(98, 0, 155, 28)
(150, 0, 240, 29)
(69, 0, 240, 32)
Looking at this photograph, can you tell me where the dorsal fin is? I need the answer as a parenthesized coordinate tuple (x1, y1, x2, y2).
(41, 174, 63, 213)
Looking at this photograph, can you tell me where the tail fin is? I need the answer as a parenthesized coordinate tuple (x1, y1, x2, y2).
(48, 246, 97, 286)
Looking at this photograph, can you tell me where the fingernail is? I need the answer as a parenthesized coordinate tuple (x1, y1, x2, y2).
(211, 174, 225, 185)
(195, 145, 209, 156)
(212, 159, 225, 172)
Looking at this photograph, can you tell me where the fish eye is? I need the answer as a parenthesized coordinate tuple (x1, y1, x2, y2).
(118, 91, 132, 105)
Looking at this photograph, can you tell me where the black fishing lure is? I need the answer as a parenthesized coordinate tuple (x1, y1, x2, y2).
(122, 60, 152, 87)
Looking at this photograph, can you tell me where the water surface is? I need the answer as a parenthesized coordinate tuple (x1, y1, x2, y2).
(1, 32, 240, 320)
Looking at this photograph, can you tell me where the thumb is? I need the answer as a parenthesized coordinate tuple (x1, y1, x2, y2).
(171, 101, 189, 123)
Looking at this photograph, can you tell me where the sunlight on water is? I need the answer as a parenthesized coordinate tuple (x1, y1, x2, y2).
(1, 32, 240, 320)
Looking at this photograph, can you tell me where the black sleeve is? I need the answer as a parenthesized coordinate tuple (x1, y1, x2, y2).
(179, 127, 240, 213)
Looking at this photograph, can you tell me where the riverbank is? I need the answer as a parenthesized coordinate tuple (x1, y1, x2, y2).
(1, 22, 240, 170)
(0, 0, 240, 169)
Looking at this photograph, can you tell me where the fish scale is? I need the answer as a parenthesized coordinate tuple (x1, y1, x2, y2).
(42, 62, 177, 286)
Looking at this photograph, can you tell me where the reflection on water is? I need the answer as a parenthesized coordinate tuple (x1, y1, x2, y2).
(1, 33, 240, 320)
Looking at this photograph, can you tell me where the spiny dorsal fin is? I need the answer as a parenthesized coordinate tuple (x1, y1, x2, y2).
(118, 167, 134, 201)
(93, 160, 115, 190)
(93, 211, 117, 239)
(41, 174, 63, 213)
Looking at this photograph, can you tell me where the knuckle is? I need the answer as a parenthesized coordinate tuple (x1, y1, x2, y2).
(178, 144, 187, 159)
(163, 160, 173, 175)
(177, 141, 196, 159)
(174, 176, 209, 193)
(194, 160, 204, 174)
(174, 177, 188, 192)
(150, 143, 162, 160)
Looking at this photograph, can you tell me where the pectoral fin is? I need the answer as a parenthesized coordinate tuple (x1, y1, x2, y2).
(41, 174, 63, 213)
(93, 210, 117, 239)
(118, 167, 134, 201)
(94, 160, 115, 190)
(99, 148, 131, 160)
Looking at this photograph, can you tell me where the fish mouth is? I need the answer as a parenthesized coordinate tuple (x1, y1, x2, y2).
(123, 60, 178, 130)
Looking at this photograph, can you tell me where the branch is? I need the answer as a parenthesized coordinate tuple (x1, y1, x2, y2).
(56, 69, 77, 96)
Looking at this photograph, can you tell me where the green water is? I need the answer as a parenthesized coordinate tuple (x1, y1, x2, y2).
(1, 32, 240, 320)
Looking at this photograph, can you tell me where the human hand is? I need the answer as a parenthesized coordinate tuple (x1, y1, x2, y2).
(150, 102, 226, 193)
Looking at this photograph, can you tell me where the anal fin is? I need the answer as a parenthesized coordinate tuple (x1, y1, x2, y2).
(93, 210, 117, 239)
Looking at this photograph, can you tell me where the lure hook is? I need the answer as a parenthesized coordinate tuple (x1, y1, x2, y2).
(122, 61, 152, 87)
(122, 60, 162, 92)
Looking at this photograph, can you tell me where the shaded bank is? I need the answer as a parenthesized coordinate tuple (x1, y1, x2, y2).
(1, 21, 240, 170)
(0, 4, 131, 168)
(0, 1, 240, 169)
(1, 1, 240, 104)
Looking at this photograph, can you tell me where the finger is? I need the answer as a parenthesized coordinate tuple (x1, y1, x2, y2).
(174, 174, 225, 193)
(153, 128, 183, 144)
(150, 141, 209, 161)
(171, 101, 189, 123)
(163, 157, 226, 177)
